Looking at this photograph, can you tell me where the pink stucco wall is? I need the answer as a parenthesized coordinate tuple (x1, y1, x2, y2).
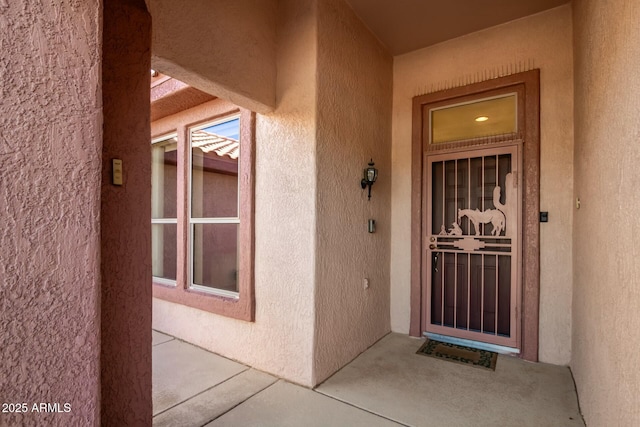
(572, 0, 640, 425)
(0, 1, 102, 425)
(152, 0, 394, 387)
(314, 0, 393, 384)
(148, 0, 277, 113)
(101, 0, 153, 424)
(152, 0, 319, 386)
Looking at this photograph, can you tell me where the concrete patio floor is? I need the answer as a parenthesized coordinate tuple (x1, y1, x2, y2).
(152, 331, 584, 427)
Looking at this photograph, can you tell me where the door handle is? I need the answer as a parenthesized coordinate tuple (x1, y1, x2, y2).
(429, 244, 437, 250)
(433, 251, 439, 273)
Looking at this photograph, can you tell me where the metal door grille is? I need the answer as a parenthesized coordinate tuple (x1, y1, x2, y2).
(424, 146, 520, 348)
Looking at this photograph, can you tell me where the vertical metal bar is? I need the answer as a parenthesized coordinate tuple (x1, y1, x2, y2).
(454, 160, 458, 329)
(481, 156, 486, 332)
(496, 155, 499, 236)
(442, 162, 445, 231)
(495, 254, 499, 335)
(481, 157, 485, 235)
(455, 159, 458, 217)
(495, 155, 501, 336)
(468, 157, 471, 232)
(481, 253, 485, 334)
(467, 157, 471, 330)
(496, 155, 499, 200)
(467, 252, 471, 331)
(441, 254, 445, 326)
(441, 162, 445, 326)
(454, 252, 457, 329)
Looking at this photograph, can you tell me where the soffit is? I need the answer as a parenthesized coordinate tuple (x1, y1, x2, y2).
(150, 76, 216, 122)
(343, 0, 570, 55)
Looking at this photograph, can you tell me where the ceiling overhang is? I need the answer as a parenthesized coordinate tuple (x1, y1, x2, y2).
(343, 0, 570, 55)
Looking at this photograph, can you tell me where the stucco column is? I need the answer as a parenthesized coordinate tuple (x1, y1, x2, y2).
(101, 0, 153, 424)
(572, 0, 640, 425)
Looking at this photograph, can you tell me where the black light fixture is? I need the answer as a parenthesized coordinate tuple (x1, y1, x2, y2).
(360, 159, 378, 200)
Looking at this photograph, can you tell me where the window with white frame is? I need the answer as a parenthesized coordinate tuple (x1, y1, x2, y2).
(151, 134, 178, 285)
(151, 104, 255, 321)
(189, 116, 241, 297)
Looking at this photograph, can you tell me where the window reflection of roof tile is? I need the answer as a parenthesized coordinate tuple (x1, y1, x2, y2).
(191, 130, 239, 159)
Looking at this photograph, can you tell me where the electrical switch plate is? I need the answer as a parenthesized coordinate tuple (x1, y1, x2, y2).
(112, 159, 123, 186)
(540, 212, 548, 222)
(363, 278, 369, 289)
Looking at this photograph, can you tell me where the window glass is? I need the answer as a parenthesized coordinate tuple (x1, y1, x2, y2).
(431, 94, 517, 144)
(151, 135, 178, 283)
(190, 116, 240, 295)
(191, 118, 239, 218)
(151, 137, 178, 219)
(192, 223, 239, 293)
(151, 223, 177, 280)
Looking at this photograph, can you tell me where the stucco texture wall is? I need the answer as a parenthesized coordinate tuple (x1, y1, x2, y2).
(571, 0, 640, 425)
(313, 0, 393, 384)
(148, 0, 277, 113)
(153, 0, 319, 386)
(101, 0, 153, 424)
(0, 1, 102, 425)
(391, 5, 574, 364)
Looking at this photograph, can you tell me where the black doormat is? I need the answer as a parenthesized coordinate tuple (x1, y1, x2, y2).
(416, 339, 497, 371)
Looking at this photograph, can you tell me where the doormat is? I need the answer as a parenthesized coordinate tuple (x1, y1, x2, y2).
(416, 339, 497, 371)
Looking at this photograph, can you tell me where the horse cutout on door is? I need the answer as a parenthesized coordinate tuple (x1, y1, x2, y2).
(458, 208, 505, 236)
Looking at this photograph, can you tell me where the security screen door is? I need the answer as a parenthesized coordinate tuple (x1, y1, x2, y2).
(424, 145, 520, 348)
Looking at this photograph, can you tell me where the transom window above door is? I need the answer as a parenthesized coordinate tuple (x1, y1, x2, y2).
(430, 93, 517, 144)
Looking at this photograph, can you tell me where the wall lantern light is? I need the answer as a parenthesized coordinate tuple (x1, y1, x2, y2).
(360, 159, 378, 200)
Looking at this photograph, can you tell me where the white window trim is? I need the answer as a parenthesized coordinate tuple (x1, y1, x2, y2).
(151, 133, 179, 286)
(187, 115, 241, 298)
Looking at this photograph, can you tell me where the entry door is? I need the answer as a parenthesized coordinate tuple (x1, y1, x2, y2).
(423, 145, 520, 348)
